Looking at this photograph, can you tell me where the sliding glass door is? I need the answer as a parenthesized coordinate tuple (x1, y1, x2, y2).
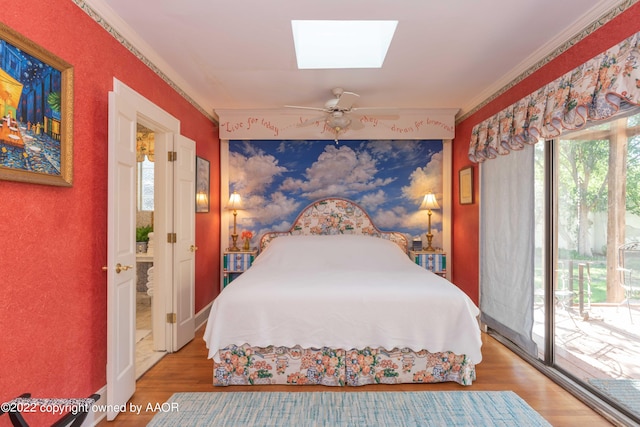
(532, 112, 640, 421)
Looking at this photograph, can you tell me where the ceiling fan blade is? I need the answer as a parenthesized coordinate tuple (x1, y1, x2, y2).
(297, 115, 328, 127)
(334, 91, 360, 110)
(348, 119, 365, 130)
(351, 107, 399, 119)
(284, 105, 328, 112)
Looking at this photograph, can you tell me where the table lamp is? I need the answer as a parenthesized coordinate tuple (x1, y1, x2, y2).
(226, 191, 242, 251)
(419, 193, 440, 252)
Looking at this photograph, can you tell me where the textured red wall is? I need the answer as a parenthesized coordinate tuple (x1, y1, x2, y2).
(0, 0, 220, 420)
(452, 3, 640, 305)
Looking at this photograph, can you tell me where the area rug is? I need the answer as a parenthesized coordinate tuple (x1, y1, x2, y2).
(589, 379, 640, 417)
(147, 391, 551, 426)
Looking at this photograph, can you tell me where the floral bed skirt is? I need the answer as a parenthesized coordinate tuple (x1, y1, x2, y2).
(213, 344, 476, 387)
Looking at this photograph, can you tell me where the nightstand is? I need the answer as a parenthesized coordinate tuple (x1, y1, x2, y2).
(409, 250, 447, 278)
(223, 249, 258, 287)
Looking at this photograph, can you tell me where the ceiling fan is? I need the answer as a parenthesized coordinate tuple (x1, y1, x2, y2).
(285, 88, 398, 141)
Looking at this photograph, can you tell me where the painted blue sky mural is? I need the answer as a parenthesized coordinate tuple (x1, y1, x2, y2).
(229, 139, 444, 248)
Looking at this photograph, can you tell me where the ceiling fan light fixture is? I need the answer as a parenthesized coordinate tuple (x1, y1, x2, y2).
(286, 88, 396, 139)
(291, 20, 398, 69)
(326, 114, 351, 130)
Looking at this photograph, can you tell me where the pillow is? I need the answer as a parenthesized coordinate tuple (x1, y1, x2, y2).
(251, 234, 410, 271)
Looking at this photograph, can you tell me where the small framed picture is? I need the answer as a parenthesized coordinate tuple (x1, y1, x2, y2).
(196, 156, 210, 213)
(459, 166, 474, 205)
(412, 239, 423, 251)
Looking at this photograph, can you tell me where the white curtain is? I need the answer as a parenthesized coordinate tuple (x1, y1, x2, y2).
(480, 144, 538, 356)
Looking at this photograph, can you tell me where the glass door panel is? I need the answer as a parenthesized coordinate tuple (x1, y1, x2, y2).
(553, 112, 640, 419)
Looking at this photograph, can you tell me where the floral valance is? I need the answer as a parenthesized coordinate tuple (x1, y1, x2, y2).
(136, 130, 155, 162)
(468, 31, 640, 163)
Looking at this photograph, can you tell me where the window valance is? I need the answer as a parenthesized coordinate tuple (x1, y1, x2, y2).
(136, 130, 155, 162)
(468, 31, 640, 163)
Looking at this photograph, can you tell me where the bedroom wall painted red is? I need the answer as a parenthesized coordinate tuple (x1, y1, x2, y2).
(452, 3, 640, 305)
(0, 0, 220, 419)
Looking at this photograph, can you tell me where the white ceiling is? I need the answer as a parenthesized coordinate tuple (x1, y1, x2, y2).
(87, 0, 622, 121)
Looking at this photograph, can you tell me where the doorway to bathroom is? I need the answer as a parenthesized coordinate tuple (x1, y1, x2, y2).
(135, 123, 163, 378)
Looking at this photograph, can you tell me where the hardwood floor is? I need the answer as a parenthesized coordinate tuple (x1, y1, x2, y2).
(99, 327, 614, 426)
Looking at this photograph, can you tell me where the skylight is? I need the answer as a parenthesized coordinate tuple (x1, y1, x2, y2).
(291, 20, 398, 69)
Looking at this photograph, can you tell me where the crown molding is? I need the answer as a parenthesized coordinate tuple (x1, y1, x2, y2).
(74, 0, 634, 129)
(457, 0, 636, 123)
(75, 0, 217, 123)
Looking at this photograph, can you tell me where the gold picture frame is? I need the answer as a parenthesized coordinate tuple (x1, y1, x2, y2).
(0, 22, 74, 186)
(459, 166, 474, 205)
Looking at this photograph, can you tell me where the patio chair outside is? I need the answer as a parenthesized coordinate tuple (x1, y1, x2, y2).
(617, 242, 640, 323)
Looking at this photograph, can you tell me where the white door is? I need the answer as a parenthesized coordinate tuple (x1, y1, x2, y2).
(106, 91, 137, 420)
(173, 134, 196, 350)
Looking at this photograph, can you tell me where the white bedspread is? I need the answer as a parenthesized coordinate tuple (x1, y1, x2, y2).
(204, 235, 482, 363)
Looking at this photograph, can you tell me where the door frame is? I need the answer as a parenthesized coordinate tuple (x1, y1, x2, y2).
(113, 78, 180, 352)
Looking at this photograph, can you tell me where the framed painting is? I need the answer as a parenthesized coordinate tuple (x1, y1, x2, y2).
(196, 156, 210, 213)
(459, 166, 474, 205)
(0, 23, 74, 186)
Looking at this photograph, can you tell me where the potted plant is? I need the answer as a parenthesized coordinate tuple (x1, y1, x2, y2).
(136, 225, 153, 253)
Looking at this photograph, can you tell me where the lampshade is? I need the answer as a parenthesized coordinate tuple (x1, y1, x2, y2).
(419, 193, 440, 211)
(196, 191, 208, 209)
(226, 191, 242, 210)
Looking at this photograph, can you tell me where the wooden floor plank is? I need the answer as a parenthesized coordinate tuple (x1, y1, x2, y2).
(98, 328, 613, 426)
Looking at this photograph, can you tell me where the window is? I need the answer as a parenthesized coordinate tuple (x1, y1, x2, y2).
(138, 158, 154, 211)
(535, 111, 640, 422)
(483, 110, 640, 424)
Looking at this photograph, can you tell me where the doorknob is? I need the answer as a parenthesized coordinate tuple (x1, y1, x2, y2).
(115, 263, 133, 274)
(190, 245, 198, 252)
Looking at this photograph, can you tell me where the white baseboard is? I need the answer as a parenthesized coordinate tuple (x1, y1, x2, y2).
(83, 385, 107, 426)
(195, 301, 212, 331)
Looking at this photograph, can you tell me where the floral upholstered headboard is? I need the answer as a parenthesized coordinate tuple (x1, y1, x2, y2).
(259, 197, 409, 253)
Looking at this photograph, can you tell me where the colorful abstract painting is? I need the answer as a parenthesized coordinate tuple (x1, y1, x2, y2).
(0, 23, 73, 186)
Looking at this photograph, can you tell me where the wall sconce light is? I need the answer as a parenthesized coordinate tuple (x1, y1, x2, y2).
(419, 193, 440, 252)
(226, 191, 243, 251)
(196, 191, 209, 213)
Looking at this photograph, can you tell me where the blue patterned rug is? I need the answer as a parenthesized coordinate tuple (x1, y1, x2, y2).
(589, 379, 640, 418)
(147, 391, 551, 426)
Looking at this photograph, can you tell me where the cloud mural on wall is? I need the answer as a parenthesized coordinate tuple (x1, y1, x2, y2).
(279, 144, 396, 199)
(229, 139, 444, 248)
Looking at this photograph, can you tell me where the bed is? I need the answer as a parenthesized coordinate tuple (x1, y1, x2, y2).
(204, 197, 482, 386)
